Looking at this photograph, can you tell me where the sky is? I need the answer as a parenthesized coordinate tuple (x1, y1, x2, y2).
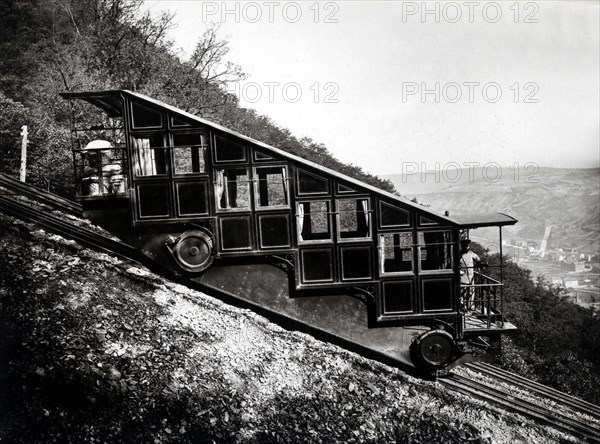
(142, 0, 600, 176)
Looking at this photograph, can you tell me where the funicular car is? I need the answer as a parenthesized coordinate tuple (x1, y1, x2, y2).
(61, 90, 517, 372)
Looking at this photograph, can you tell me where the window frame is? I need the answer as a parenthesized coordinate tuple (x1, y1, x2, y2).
(339, 245, 373, 281)
(212, 135, 248, 164)
(296, 168, 331, 196)
(130, 132, 169, 178)
(253, 165, 290, 210)
(296, 200, 333, 245)
(378, 200, 412, 229)
(417, 229, 454, 274)
(253, 150, 276, 162)
(175, 180, 210, 217)
(299, 247, 335, 284)
(336, 197, 372, 243)
(219, 215, 254, 251)
(130, 101, 164, 130)
(135, 182, 172, 219)
(380, 280, 416, 315)
(257, 213, 292, 249)
(378, 231, 414, 276)
(170, 132, 208, 177)
(421, 277, 455, 312)
(214, 167, 252, 213)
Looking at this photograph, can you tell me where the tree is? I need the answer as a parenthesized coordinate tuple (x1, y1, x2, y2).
(474, 246, 600, 404)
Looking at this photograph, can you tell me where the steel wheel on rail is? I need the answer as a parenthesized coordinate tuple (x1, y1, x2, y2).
(171, 230, 214, 274)
(410, 329, 456, 371)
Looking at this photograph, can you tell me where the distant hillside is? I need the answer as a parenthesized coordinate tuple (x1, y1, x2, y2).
(384, 167, 600, 252)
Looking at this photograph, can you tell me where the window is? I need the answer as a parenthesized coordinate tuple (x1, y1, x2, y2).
(297, 169, 329, 195)
(297, 201, 331, 243)
(137, 183, 170, 218)
(340, 246, 372, 280)
(337, 198, 370, 240)
(173, 133, 207, 175)
(419, 230, 453, 271)
(419, 216, 438, 226)
(300, 248, 334, 283)
(76, 147, 127, 196)
(258, 214, 291, 248)
(382, 281, 414, 314)
(379, 201, 411, 228)
(132, 135, 167, 176)
(422, 278, 453, 311)
(176, 182, 209, 216)
(170, 116, 191, 128)
(337, 183, 357, 194)
(220, 216, 252, 250)
(213, 136, 247, 163)
(131, 102, 163, 129)
(254, 166, 289, 208)
(254, 150, 275, 161)
(215, 168, 250, 210)
(379, 232, 413, 274)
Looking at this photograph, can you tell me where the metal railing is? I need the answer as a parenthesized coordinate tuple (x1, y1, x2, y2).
(461, 270, 504, 330)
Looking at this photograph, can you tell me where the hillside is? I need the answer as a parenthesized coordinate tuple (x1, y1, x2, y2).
(385, 167, 600, 252)
(0, 213, 573, 443)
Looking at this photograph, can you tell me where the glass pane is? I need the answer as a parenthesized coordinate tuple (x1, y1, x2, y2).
(215, 169, 250, 210)
(423, 279, 453, 311)
(383, 281, 414, 313)
(214, 136, 247, 162)
(131, 102, 162, 128)
(301, 249, 334, 282)
(220, 217, 252, 250)
(419, 231, 453, 270)
(337, 183, 357, 194)
(132, 135, 167, 176)
(341, 247, 372, 280)
(380, 202, 410, 227)
(297, 169, 329, 194)
(338, 199, 370, 239)
(137, 183, 169, 217)
(254, 150, 275, 161)
(380, 233, 413, 273)
(420, 216, 438, 225)
(256, 167, 288, 207)
(177, 182, 208, 215)
(171, 116, 190, 127)
(298, 201, 331, 242)
(259, 214, 290, 248)
(173, 133, 206, 174)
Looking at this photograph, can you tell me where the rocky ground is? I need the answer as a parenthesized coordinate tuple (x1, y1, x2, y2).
(0, 212, 578, 443)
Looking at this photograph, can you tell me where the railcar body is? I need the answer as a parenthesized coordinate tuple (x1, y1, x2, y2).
(61, 90, 517, 372)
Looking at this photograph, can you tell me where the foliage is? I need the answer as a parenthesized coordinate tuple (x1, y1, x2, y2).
(471, 242, 600, 404)
(0, 0, 396, 196)
(0, 92, 28, 176)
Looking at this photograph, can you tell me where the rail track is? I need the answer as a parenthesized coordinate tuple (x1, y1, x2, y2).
(0, 173, 82, 217)
(1, 182, 599, 443)
(466, 362, 600, 421)
(440, 373, 600, 442)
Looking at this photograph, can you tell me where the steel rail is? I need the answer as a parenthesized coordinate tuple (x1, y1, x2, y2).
(0, 173, 82, 217)
(440, 374, 600, 442)
(466, 362, 600, 420)
(1, 190, 598, 442)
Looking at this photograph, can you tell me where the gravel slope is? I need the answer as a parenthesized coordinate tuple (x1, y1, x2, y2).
(0, 213, 578, 443)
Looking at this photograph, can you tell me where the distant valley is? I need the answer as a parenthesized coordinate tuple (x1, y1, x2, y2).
(384, 167, 600, 253)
